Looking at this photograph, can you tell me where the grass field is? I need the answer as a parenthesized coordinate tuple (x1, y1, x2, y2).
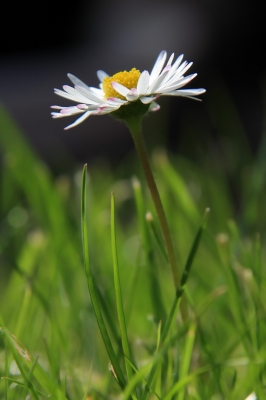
(0, 101, 265, 399)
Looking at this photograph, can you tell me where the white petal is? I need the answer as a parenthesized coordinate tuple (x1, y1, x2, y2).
(51, 112, 65, 119)
(159, 74, 197, 93)
(175, 62, 193, 79)
(111, 82, 130, 97)
(64, 111, 93, 130)
(51, 106, 84, 117)
(77, 103, 89, 110)
(161, 88, 205, 100)
(106, 97, 128, 105)
(89, 87, 104, 96)
(166, 53, 174, 66)
(150, 50, 167, 83)
(61, 106, 84, 115)
(140, 95, 160, 104)
(67, 73, 90, 91)
(96, 105, 121, 114)
(160, 54, 174, 75)
(137, 71, 150, 96)
(75, 85, 104, 104)
(51, 105, 65, 110)
(149, 102, 160, 112)
(62, 85, 98, 103)
(77, 103, 99, 110)
(147, 69, 169, 94)
(168, 88, 206, 96)
(97, 70, 109, 82)
(160, 54, 184, 86)
(165, 61, 188, 85)
(126, 88, 139, 101)
(169, 54, 184, 73)
(54, 88, 88, 103)
(169, 62, 193, 83)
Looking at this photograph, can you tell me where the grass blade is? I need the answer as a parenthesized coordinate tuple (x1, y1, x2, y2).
(163, 365, 211, 400)
(141, 208, 210, 399)
(132, 177, 167, 323)
(82, 363, 93, 400)
(81, 164, 127, 390)
(145, 211, 168, 262)
(177, 322, 197, 400)
(110, 192, 136, 394)
(1, 327, 66, 400)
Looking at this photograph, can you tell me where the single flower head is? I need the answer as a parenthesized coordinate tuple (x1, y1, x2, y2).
(51, 50, 206, 130)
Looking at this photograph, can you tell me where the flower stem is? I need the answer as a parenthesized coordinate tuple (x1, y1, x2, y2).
(126, 118, 180, 291)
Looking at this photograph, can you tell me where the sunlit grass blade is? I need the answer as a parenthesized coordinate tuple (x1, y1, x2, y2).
(81, 164, 127, 390)
(82, 363, 93, 400)
(122, 361, 158, 400)
(110, 192, 136, 395)
(154, 321, 162, 398)
(153, 150, 199, 222)
(22, 355, 40, 400)
(141, 207, 210, 400)
(163, 365, 211, 400)
(177, 322, 197, 400)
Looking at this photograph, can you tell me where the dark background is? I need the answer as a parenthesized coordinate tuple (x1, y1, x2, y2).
(0, 0, 265, 172)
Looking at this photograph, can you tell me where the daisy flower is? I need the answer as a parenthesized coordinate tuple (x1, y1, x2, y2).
(51, 50, 206, 130)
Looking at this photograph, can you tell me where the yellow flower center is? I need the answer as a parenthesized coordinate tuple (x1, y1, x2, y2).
(102, 68, 141, 100)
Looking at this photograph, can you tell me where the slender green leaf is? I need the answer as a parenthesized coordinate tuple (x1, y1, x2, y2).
(177, 323, 197, 400)
(81, 164, 126, 390)
(132, 177, 167, 323)
(163, 366, 211, 400)
(145, 212, 168, 262)
(141, 208, 210, 400)
(82, 363, 93, 400)
(110, 192, 135, 393)
(1, 327, 66, 400)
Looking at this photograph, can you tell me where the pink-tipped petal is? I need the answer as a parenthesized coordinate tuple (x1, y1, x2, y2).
(51, 112, 65, 118)
(60, 106, 84, 115)
(126, 89, 139, 101)
(96, 105, 121, 115)
(107, 97, 127, 104)
(140, 94, 160, 104)
(149, 102, 160, 112)
(51, 105, 64, 109)
(77, 104, 89, 110)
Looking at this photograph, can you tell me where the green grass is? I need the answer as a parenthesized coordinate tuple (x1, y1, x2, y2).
(1, 104, 266, 399)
